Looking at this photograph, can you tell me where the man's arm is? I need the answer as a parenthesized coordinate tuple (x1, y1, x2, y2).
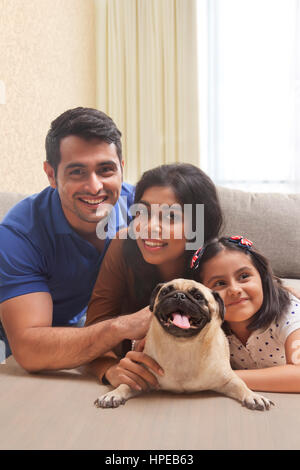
(0, 292, 151, 372)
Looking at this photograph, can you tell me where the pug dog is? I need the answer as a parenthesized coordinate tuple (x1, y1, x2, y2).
(94, 279, 274, 411)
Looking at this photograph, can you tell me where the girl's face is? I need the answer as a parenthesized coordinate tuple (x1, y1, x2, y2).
(134, 185, 186, 271)
(201, 249, 264, 326)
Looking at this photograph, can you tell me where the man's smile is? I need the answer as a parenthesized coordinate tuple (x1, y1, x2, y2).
(77, 195, 109, 207)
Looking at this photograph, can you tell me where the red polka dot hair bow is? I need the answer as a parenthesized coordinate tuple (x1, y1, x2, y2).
(228, 235, 253, 248)
(190, 246, 204, 270)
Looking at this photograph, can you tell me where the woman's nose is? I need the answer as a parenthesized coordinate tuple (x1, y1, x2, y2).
(148, 215, 162, 237)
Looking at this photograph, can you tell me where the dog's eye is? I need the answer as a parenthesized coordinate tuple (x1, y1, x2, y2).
(193, 292, 204, 301)
(160, 285, 174, 296)
(161, 288, 169, 296)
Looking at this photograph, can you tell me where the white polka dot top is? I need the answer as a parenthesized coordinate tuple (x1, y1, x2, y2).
(227, 295, 300, 370)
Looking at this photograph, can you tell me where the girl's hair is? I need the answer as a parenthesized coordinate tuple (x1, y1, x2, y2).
(192, 237, 291, 332)
(123, 163, 223, 304)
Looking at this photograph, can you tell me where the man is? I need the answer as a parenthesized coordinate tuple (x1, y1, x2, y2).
(0, 107, 154, 373)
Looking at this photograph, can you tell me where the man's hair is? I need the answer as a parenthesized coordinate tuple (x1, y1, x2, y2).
(193, 237, 291, 332)
(45, 107, 122, 175)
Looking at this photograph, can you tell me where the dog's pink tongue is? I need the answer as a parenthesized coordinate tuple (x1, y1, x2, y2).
(172, 312, 190, 329)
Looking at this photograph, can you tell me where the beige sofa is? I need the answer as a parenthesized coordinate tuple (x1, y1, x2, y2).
(1, 188, 300, 291)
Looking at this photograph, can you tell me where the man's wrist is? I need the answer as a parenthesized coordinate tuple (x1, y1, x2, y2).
(111, 315, 131, 342)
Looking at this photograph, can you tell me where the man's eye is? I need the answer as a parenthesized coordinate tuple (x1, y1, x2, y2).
(70, 169, 83, 176)
(99, 166, 115, 175)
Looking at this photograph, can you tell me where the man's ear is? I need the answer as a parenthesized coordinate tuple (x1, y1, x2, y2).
(149, 283, 164, 312)
(212, 291, 225, 321)
(43, 161, 57, 189)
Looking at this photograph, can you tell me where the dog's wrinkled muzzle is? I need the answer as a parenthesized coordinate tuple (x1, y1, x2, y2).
(154, 290, 211, 338)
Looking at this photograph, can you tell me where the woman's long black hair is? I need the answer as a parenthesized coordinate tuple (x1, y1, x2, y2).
(123, 163, 223, 304)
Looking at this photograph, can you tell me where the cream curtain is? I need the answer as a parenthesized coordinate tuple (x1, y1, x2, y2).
(95, 0, 199, 184)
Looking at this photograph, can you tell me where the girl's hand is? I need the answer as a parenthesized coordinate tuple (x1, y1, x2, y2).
(105, 350, 164, 391)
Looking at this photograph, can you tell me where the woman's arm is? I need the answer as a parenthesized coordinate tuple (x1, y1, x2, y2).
(85, 238, 163, 388)
(235, 329, 300, 393)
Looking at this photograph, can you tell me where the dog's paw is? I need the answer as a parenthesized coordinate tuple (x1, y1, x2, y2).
(94, 391, 126, 409)
(243, 392, 274, 411)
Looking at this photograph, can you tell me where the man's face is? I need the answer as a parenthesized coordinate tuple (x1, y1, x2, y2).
(44, 135, 123, 234)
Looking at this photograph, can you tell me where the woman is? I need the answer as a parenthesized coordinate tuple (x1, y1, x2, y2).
(85, 163, 223, 391)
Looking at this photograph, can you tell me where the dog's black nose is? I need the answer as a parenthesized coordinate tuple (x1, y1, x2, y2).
(173, 292, 186, 300)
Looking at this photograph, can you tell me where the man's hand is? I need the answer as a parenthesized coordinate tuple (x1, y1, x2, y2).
(120, 306, 152, 340)
(105, 350, 164, 392)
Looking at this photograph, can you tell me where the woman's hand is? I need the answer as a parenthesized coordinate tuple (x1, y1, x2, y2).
(105, 350, 164, 392)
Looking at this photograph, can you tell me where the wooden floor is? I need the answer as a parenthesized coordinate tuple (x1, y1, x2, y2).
(0, 356, 300, 450)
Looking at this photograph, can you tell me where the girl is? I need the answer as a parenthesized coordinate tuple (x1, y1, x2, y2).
(85, 163, 223, 391)
(191, 235, 300, 392)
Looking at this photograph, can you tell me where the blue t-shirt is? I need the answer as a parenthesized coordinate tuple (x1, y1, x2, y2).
(0, 183, 134, 327)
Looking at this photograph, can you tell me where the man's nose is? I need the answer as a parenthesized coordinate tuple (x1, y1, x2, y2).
(84, 173, 104, 194)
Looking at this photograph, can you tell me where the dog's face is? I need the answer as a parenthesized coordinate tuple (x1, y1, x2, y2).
(149, 278, 224, 338)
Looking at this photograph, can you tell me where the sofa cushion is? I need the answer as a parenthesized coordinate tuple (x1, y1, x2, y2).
(217, 186, 300, 279)
(0, 192, 27, 222)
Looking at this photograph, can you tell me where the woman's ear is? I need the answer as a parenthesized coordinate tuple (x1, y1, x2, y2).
(149, 283, 165, 312)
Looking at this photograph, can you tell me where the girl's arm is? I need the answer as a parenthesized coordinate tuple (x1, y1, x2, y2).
(235, 329, 300, 393)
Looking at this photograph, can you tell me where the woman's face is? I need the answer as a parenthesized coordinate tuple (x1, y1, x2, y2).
(133, 185, 187, 269)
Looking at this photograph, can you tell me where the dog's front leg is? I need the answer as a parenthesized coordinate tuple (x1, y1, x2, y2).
(213, 375, 274, 411)
(94, 384, 142, 409)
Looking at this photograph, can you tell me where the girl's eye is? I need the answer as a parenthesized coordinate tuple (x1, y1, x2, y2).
(213, 280, 226, 288)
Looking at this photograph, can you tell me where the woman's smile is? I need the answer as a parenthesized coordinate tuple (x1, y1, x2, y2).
(142, 239, 168, 251)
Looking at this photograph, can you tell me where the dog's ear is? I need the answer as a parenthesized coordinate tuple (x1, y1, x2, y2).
(212, 291, 225, 321)
(149, 283, 165, 312)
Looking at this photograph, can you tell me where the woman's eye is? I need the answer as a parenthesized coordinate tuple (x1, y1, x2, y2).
(240, 272, 250, 280)
(162, 212, 182, 222)
(135, 207, 148, 217)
